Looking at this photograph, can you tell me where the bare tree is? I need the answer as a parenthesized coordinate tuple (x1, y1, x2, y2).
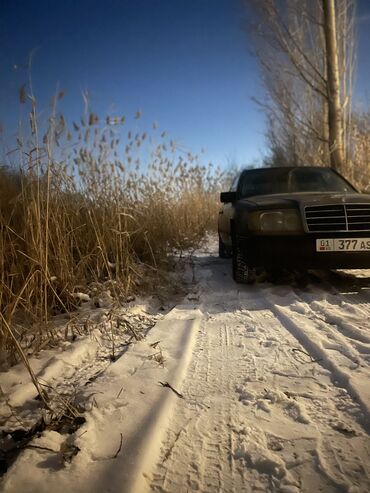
(323, 0, 345, 172)
(245, 0, 356, 175)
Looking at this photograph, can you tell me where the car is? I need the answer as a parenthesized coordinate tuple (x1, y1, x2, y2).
(218, 166, 370, 283)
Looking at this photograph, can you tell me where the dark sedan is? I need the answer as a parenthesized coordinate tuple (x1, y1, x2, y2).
(218, 166, 370, 283)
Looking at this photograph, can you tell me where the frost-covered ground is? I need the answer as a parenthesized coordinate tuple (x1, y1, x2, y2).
(1, 239, 370, 492)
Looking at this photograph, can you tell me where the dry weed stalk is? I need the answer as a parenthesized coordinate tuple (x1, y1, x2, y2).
(0, 312, 51, 409)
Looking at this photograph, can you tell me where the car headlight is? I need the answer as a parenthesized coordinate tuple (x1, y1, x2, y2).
(248, 209, 303, 233)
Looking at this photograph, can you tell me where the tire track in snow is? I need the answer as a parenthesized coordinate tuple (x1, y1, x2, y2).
(151, 316, 248, 493)
(237, 290, 370, 493)
(268, 298, 370, 427)
(295, 292, 370, 360)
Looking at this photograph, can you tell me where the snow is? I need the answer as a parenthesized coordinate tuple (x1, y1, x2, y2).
(1, 338, 100, 408)
(1, 238, 370, 492)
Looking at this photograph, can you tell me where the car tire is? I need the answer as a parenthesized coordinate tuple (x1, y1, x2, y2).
(218, 235, 232, 258)
(232, 236, 255, 284)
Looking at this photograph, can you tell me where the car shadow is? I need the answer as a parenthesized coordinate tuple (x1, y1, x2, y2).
(192, 253, 370, 310)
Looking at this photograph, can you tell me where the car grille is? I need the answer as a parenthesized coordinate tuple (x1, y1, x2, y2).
(305, 204, 370, 232)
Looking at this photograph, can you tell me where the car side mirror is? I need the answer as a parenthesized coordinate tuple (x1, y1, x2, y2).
(220, 191, 237, 203)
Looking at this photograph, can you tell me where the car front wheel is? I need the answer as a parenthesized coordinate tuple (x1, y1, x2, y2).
(232, 236, 255, 284)
(218, 234, 232, 258)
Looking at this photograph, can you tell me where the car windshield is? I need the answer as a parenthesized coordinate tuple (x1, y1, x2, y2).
(239, 167, 355, 198)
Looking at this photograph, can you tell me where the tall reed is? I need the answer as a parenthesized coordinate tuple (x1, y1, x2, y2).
(0, 93, 224, 363)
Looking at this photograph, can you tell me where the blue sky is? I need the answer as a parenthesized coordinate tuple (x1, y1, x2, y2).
(355, 0, 370, 108)
(1, 0, 370, 170)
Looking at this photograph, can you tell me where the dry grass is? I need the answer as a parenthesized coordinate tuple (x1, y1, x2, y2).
(0, 93, 224, 363)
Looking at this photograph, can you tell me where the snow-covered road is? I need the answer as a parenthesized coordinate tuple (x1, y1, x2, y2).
(2, 241, 370, 493)
(150, 247, 370, 493)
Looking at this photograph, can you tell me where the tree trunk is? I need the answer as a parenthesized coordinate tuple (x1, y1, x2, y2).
(323, 0, 345, 173)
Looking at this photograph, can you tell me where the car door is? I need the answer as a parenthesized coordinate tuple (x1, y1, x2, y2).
(218, 174, 239, 245)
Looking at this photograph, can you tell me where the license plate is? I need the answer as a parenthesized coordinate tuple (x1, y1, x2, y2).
(316, 238, 370, 252)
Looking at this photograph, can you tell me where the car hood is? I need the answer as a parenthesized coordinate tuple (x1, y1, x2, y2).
(243, 192, 370, 210)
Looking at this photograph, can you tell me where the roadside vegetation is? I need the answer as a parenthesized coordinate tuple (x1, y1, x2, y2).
(244, 0, 370, 190)
(0, 92, 224, 365)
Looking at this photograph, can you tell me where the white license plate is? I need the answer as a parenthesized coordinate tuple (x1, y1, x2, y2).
(316, 238, 370, 252)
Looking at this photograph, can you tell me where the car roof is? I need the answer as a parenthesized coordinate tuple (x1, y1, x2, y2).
(241, 166, 332, 172)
